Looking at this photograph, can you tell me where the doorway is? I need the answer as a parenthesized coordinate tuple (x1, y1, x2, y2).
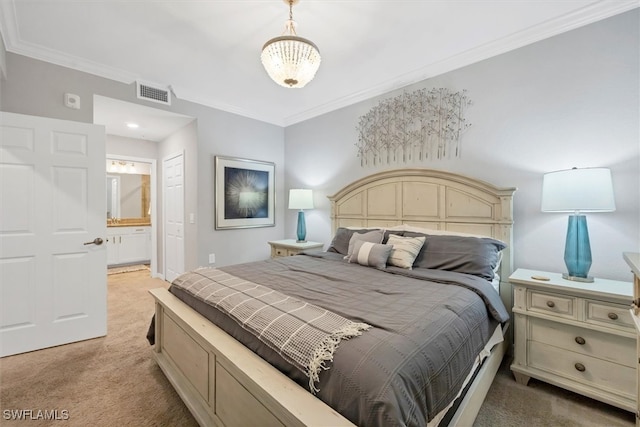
(94, 95, 195, 281)
(105, 154, 157, 277)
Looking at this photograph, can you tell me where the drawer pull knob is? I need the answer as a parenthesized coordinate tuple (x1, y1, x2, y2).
(608, 312, 618, 320)
(574, 363, 586, 372)
(575, 336, 586, 345)
(546, 301, 555, 308)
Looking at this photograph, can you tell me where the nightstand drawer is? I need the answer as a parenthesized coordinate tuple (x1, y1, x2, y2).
(586, 300, 634, 332)
(273, 247, 289, 257)
(268, 240, 323, 259)
(528, 290, 576, 319)
(529, 341, 635, 399)
(529, 317, 635, 367)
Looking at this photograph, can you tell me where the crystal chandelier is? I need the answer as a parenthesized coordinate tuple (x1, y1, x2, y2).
(261, 0, 321, 88)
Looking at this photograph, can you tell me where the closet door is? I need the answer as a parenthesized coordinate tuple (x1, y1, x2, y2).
(163, 152, 184, 282)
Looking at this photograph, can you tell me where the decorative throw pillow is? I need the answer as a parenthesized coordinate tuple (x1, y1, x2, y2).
(345, 229, 385, 259)
(348, 241, 392, 269)
(386, 234, 426, 269)
(328, 227, 376, 255)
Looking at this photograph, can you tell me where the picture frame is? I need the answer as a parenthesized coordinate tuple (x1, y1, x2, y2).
(215, 156, 275, 229)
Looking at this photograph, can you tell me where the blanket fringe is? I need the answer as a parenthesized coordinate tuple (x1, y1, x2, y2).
(307, 322, 372, 393)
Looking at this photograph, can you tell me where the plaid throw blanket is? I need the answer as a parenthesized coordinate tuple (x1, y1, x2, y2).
(173, 268, 372, 392)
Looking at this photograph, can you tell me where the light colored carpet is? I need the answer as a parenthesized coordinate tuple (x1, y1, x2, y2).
(475, 358, 634, 427)
(0, 269, 635, 426)
(0, 269, 198, 427)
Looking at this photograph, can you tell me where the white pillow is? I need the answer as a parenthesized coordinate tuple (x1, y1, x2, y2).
(386, 234, 426, 269)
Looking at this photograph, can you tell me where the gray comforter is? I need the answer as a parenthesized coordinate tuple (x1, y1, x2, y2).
(168, 252, 508, 427)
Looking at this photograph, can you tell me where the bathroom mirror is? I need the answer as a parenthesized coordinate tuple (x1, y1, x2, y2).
(106, 173, 151, 223)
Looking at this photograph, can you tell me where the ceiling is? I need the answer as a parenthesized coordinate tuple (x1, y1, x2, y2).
(1, 0, 638, 138)
(94, 95, 195, 142)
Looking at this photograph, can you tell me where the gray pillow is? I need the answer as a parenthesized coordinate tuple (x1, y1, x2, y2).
(348, 241, 392, 269)
(328, 228, 386, 255)
(404, 232, 506, 281)
(345, 229, 385, 259)
(327, 228, 371, 255)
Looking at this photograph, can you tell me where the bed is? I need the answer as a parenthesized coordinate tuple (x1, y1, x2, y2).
(148, 168, 516, 427)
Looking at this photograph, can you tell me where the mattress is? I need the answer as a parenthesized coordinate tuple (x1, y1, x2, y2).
(166, 251, 508, 427)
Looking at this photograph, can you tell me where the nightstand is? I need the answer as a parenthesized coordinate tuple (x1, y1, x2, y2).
(268, 239, 323, 258)
(509, 268, 635, 412)
(624, 253, 640, 426)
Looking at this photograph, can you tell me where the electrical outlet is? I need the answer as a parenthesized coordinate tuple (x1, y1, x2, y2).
(208, 253, 215, 264)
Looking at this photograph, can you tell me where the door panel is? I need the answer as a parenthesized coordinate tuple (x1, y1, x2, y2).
(0, 112, 106, 357)
(53, 167, 88, 232)
(0, 257, 36, 331)
(164, 153, 184, 282)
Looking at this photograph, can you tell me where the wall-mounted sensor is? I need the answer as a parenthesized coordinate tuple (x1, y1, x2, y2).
(64, 93, 81, 109)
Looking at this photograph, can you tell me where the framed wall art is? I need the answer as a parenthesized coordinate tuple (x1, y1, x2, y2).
(215, 156, 275, 229)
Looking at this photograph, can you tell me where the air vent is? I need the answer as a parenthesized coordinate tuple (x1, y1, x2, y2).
(136, 81, 171, 105)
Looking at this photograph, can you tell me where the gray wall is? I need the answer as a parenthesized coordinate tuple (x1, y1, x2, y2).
(1, 52, 285, 275)
(157, 120, 199, 273)
(118, 174, 144, 218)
(284, 10, 640, 281)
(2, 10, 638, 281)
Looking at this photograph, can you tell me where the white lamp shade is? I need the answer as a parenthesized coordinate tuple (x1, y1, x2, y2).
(288, 189, 314, 210)
(541, 167, 616, 212)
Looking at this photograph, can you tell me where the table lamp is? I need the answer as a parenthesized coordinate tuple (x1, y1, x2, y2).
(288, 189, 314, 242)
(541, 167, 616, 282)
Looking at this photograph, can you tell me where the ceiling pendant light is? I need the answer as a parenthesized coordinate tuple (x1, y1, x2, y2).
(261, 0, 321, 88)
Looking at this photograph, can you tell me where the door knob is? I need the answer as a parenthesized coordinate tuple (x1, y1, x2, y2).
(84, 238, 104, 245)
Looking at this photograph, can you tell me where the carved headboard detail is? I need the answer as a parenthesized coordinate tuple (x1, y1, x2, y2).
(328, 168, 517, 311)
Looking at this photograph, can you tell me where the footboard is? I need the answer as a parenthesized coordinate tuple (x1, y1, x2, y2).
(149, 288, 355, 427)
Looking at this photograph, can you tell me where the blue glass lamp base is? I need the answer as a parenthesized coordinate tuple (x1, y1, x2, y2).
(562, 272, 594, 283)
(296, 210, 307, 243)
(563, 215, 594, 283)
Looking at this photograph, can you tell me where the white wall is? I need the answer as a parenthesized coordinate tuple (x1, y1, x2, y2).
(106, 134, 159, 160)
(284, 10, 640, 281)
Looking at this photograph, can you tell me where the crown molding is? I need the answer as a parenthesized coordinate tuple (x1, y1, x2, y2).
(282, 1, 640, 127)
(0, 1, 137, 84)
(1, 0, 637, 128)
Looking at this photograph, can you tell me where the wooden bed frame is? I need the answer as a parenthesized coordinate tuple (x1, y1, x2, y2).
(150, 168, 516, 427)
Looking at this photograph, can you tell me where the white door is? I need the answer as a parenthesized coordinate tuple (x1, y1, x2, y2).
(0, 112, 107, 357)
(163, 152, 184, 282)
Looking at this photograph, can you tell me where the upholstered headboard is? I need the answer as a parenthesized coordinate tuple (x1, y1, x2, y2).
(327, 168, 517, 311)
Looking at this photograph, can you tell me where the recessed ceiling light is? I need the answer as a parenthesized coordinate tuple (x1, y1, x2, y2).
(126, 122, 139, 129)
